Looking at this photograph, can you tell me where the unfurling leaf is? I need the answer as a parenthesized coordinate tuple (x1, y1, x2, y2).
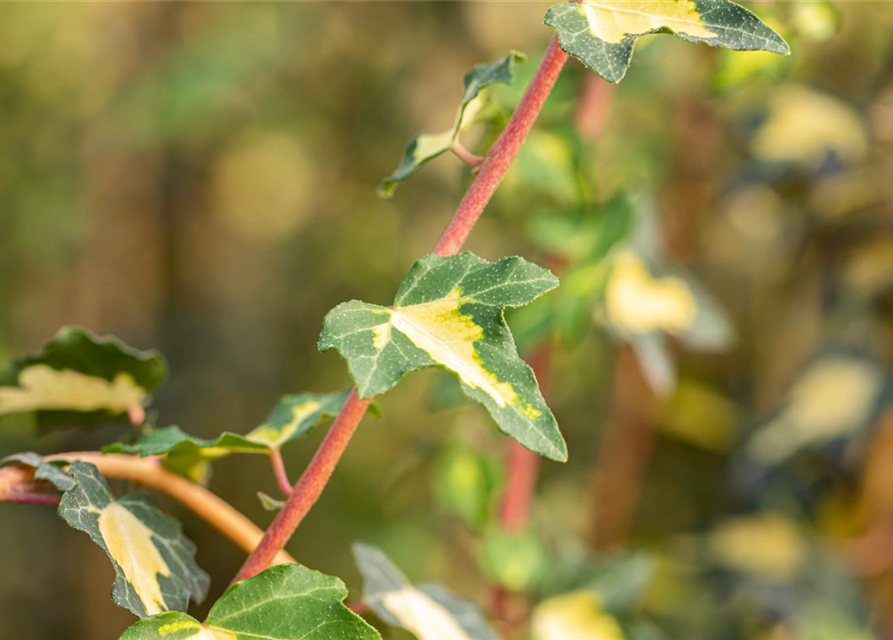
(103, 390, 352, 483)
(0, 327, 166, 431)
(378, 52, 524, 197)
(353, 543, 498, 640)
(544, 0, 790, 83)
(58, 462, 209, 618)
(119, 564, 380, 640)
(319, 253, 567, 461)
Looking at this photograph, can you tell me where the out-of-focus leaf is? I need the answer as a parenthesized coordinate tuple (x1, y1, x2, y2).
(746, 355, 886, 465)
(544, 0, 789, 83)
(791, 1, 841, 44)
(0, 327, 166, 430)
(1, 452, 74, 491)
(751, 86, 869, 168)
(353, 542, 498, 640)
(379, 52, 524, 197)
(659, 379, 738, 453)
(481, 528, 549, 592)
(59, 462, 209, 618)
(103, 390, 352, 483)
(319, 253, 567, 462)
(434, 445, 501, 529)
(531, 591, 625, 640)
(706, 513, 806, 580)
(544, 549, 656, 613)
(119, 564, 379, 640)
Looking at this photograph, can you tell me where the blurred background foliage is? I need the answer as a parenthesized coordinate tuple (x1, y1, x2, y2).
(3, 2, 893, 639)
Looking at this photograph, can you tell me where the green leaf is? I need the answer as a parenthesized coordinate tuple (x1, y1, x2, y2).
(319, 253, 567, 461)
(256, 491, 285, 512)
(103, 390, 352, 482)
(544, 0, 790, 83)
(58, 461, 209, 618)
(434, 445, 501, 530)
(1, 452, 74, 491)
(378, 52, 524, 197)
(119, 564, 380, 640)
(353, 543, 497, 640)
(0, 327, 166, 431)
(481, 528, 550, 593)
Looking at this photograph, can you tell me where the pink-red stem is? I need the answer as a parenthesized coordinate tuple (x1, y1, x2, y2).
(233, 37, 568, 583)
(269, 449, 292, 497)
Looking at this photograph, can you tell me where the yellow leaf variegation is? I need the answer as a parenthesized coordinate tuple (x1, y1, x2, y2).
(544, 0, 790, 83)
(319, 253, 567, 461)
(353, 543, 497, 640)
(59, 462, 209, 618)
(531, 591, 625, 640)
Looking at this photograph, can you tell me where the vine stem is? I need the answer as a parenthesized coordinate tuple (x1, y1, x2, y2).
(4, 452, 297, 565)
(233, 36, 569, 583)
(269, 449, 292, 497)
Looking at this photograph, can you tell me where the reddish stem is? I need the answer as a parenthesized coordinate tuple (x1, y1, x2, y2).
(433, 37, 569, 257)
(233, 36, 568, 583)
(450, 141, 484, 167)
(269, 449, 292, 497)
(5, 491, 61, 506)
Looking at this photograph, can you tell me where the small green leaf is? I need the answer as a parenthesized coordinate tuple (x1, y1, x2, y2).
(353, 542, 498, 640)
(103, 390, 353, 482)
(434, 446, 501, 530)
(481, 528, 550, 592)
(119, 564, 380, 640)
(256, 491, 285, 512)
(544, 0, 790, 83)
(319, 253, 567, 461)
(1, 452, 74, 491)
(0, 327, 166, 431)
(378, 52, 524, 197)
(59, 461, 209, 618)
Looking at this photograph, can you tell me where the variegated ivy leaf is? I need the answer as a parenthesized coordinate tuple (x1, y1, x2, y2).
(319, 253, 567, 461)
(59, 461, 209, 618)
(103, 390, 352, 483)
(1, 452, 74, 491)
(353, 543, 498, 640)
(378, 52, 524, 197)
(0, 327, 166, 431)
(119, 564, 380, 640)
(544, 0, 790, 83)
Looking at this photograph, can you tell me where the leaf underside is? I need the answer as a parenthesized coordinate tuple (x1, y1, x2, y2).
(319, 253, 567, 461)
(544, 0, 790, 83)
(58, 462, 209, 618)
(119, 564, 380, 640)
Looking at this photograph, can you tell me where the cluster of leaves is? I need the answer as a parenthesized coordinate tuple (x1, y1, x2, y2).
(0, 1, 803, 638)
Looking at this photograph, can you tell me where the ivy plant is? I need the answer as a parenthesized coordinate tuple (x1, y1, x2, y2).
(0, 2, 788, 638)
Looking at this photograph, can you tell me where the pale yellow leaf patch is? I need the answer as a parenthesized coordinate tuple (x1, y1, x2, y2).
(580, 1, 717, 45)
(99, 502, 171, 616)
(382, 586, 473, 640)
(532, 591, 625, 640)
(388, 289, 519, 409)
(246, 399, 322, 449)
(707, 514, 805, 580)
(0, 364, 146, 415)
(748, 357, 883, 464)
(605, 253, 697, 334)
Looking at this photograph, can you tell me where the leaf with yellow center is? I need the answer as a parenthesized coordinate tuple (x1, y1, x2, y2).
(0, 326, 166, 431)
(58, 462, 209, 618)
(544, 0, 790, 83)
(319, 253, 566, 461)
(605, 252, 696, 335)
(353, 543, 497, 640)
(119, 565, 380, 640)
